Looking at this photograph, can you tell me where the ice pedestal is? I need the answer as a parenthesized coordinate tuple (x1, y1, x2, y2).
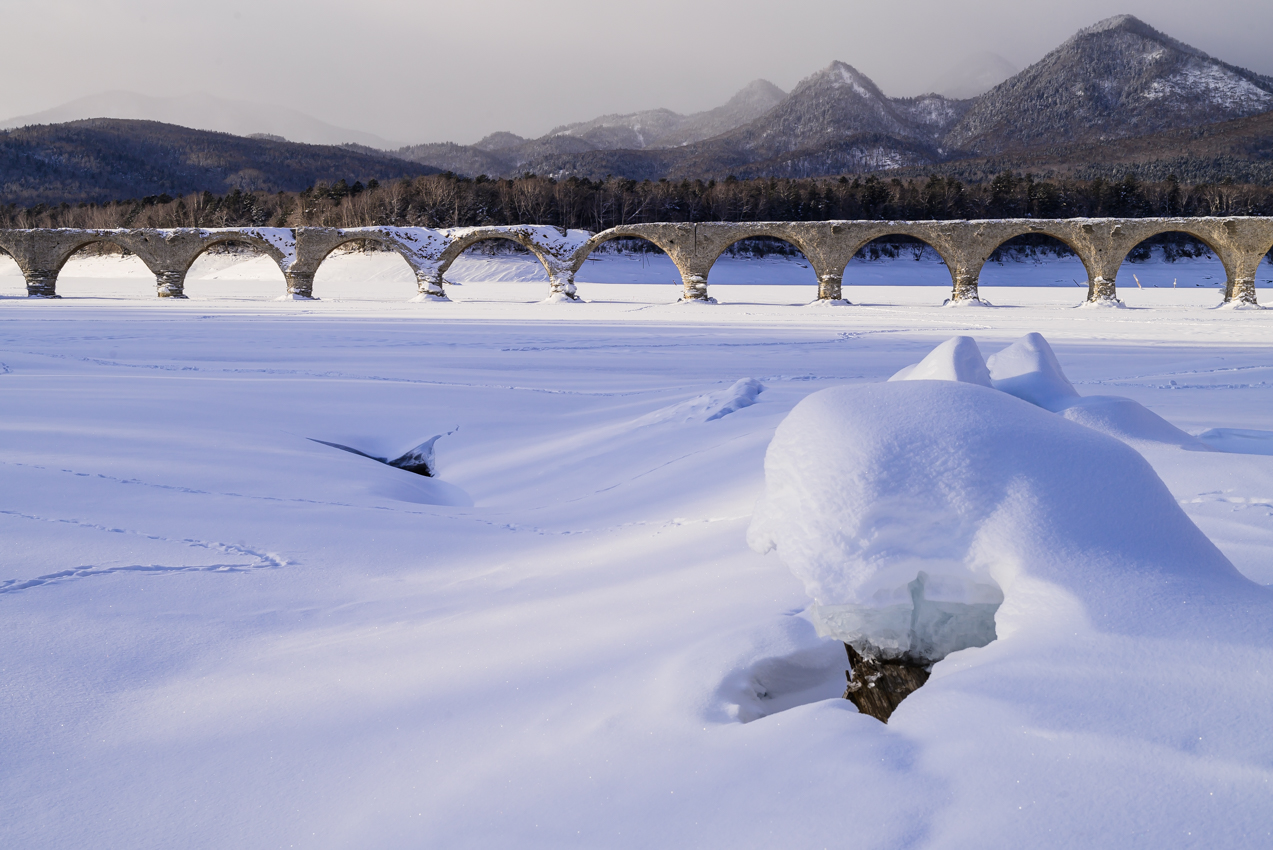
(812, 571, 1002, 663)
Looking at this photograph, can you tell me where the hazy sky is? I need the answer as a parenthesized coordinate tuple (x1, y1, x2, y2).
(2, 0, 1271, 145)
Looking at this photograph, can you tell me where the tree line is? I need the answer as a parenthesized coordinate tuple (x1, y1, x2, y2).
(2, 171, 1271, 233)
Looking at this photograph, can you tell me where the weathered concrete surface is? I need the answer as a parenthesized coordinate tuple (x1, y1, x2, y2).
(1, 218, 1269, 306)
(573, 218, 1273, 306)
(0, 228, 293, 299)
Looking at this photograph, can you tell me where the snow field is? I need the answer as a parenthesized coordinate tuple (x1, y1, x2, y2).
(2, 253, 1273, 847)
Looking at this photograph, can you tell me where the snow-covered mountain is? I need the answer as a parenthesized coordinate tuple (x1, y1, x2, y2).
(946, 15, 1273, 153)
(0, 91, 401, 150)
(517, 63, 967, 179)
(722, 62, 965, 155)
(547, 80, 789, 150)
(396, 80, 788, 176)
(509, 15, 1273, 180)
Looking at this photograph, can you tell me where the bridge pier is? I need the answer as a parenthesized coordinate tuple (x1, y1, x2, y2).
(1225, 275, 1260, 306)
(410, 271, 450, 301)
(950, 270, 983, 304)
(548, 271, 579, 301)
(24, 269, 59, 298)
(1222, 249, 1263, 307)
(282, 271, 317, 300)
(1086, 276, 1120, 305)
(817, 274, 846, 302)
(155, 269, 188, 298)
(679, 271, 714, 302)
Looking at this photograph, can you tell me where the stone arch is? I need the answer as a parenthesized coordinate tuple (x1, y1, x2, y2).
(52, 235, 162, 299)
(573, 228, 681, 268)
(178, 232, 290, 277)
(700, 229, 821, 271)
(436, 229, 574, 301)
(310, 233, 424, 299)
(438, 231, 555, 280)
(983, 229, 1095, 279)
(976, 230, 1096, 302)
(180, 233, 290, 301)
(1113, 228, 1228, 296)
(51, 234, 158, 276)
(841, 230, 964, 301)
(568, 230, 686, 300)
(577, 224, 706, 301)
(699, 230, 823, 297)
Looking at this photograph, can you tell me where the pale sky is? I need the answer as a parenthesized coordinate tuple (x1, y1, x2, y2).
(1, 0, 1270, 145)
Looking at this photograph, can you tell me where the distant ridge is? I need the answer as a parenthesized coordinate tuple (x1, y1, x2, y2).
(0, 119, 437, 206)
(395, 79, 787, 177)
(0, 91, 401, 150)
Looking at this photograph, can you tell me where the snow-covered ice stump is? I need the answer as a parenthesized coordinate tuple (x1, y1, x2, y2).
(748, 357, 1247, 719)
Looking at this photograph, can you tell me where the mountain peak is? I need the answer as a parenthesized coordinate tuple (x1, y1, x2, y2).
(1079, 13, 1145, 35)
(474, 131, 526, 152)
(804, 62, 887, 101)
(946, 14, 1273, 155)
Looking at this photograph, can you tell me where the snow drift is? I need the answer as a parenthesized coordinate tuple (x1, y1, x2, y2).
(986, 332, 1209, 449)
(891, 332, 1209, 450)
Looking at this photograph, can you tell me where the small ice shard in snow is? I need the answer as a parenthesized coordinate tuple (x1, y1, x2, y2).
(309, 435, 444, 476)
(706, 378, 764, 421)
(637, 378, 764, 425)
(387, 436, 441, 476)
(888, 336, 992, 386)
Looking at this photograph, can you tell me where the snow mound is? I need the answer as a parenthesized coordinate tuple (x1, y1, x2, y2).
(986, 333, 1207, 449)
(637, 378, 764, 425)
(888, 336, 992, 385)
(990, 334, 1207, 448)
(1197, 427, 1273, 455)
(986, 332, 1079, 409)
(747, 380, 1248, 661)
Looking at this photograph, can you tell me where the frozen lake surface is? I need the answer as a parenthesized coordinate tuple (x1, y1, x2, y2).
(3, 253, 1273, 848)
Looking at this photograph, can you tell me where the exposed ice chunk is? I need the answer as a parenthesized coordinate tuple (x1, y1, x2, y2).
(986, 332, 1079, 409)
(888, 336, 992, 386)
(812, 571, 1002, 660)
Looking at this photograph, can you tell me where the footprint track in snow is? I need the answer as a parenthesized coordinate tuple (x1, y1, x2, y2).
(0, 509, 288, 594)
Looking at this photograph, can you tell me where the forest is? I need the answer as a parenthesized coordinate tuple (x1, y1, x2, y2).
(3, 170, 1271, 233)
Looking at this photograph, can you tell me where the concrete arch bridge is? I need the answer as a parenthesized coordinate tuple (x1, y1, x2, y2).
(1, 218, 1269, 306)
